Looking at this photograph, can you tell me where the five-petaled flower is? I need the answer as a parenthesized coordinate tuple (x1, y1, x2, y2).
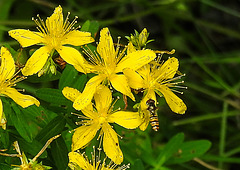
(68, 149, 130, 170)
(0, 47, 40, 129)
(70, 27, 156, 111)
(62, 85, 142, 164)
(123, 57, 187, 131)
(8, 5, 94, 76)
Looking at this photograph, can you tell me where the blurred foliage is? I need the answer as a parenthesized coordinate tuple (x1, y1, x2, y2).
(0, 0, 240, 169)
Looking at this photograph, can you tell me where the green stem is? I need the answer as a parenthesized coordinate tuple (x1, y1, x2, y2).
(218, 102, 228, 168)
(172, 110, 239, 126)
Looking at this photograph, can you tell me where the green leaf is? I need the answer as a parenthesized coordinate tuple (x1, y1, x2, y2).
(165, 140, 212, 165)
(0, 129, 9, 148)
(0, 0, 15, 42)
(35, 115, 66, 144)
(71, 74, 88, 92)
(0, 163, 11, 170)
(26, 71, 61, 83)
(18, 138, 47, 159)
(59, 64, 88, 92)
(59, 64, 79, 90)
(155, 133, 185, 168)
(9, 103, 36, 142)
(51, 136, 69, 170)
(36, 88, 70, 105)
(81, 20, 99, 37)
(132, 159, 145, 170)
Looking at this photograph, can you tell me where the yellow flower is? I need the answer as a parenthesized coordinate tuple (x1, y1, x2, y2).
(8, 5, 94, 76)
(62, 85, 142, 164)
(123, 57, 187, 131)
(0, 47, 40, 129)
(68, 148, 130, 170)
(71, 27, 156, 111)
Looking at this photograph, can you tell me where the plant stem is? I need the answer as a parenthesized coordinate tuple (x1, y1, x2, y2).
(218, 102, 228, 168)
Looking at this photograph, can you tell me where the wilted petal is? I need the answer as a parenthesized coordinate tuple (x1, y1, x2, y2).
(2, 87, 40, 108)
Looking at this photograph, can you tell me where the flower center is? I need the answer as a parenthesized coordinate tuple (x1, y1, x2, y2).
(99, 116, 106, 124)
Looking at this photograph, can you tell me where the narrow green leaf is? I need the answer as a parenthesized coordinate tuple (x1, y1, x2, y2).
(51, 136, 69, 170)
(155, 133, 185, 168)
(165, 140, 212, 164)
(18, 138, 47, 159)
(35, 116, 66, 144)
(36, 88, 70, 105)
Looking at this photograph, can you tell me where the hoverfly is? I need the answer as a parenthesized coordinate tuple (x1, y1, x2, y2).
(146, 99, 159, 131)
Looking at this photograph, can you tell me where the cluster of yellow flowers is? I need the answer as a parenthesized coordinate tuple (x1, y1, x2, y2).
(0, 5, 187, 169)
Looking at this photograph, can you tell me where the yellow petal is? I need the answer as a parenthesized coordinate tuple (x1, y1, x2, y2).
(123, 68, 144, 89)
(62, 87, 95, 118)
(0, 47, 15, 80)
(127, 42, 136, 54)
(115, 49, 155, 72)
(156, 57, 179, 80)
(94, 85, 112, 113)
(46, 5, 63, 35)
(22, 46, 51, 76)
(56, 46, 87, 73)
(62, 87, 81, 102)
(68, 152, 92, 169)
(72, 123, 99, 151)
(157, 85, 186, 114)
(140, 89, 156, 110)
(110, 74, 135, 101)
(2, 88, 40, 108)
(139, 90, 156, 131)
(73, 75, 105, 110)
(8, 29, 43, 48)
(0, 99, 3, 125)
(102, 123, 123, 164)
(109, 111, 142, 129)
(97, 28, 115, 65)
(62, 30, 94, 46)
(139, 110, 150, 131)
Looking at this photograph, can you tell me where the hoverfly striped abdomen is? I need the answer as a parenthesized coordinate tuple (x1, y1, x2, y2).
(146, 99, 159, 131)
